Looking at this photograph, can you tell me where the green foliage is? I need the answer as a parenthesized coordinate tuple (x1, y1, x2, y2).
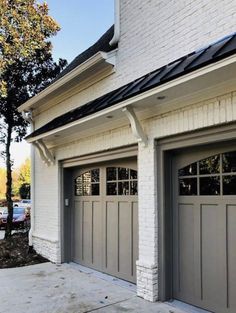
(0, 0, 67, 237)
(13, 158, 31, 197)
(19, 183, 30, 199)
(0, 0, 60, 97)
(0, 46, 67, 146)
(0, 158, 31, 199)
(0, 167, 6, 198)
(0, 49, 67, 238)
(18, 158, 31, 185)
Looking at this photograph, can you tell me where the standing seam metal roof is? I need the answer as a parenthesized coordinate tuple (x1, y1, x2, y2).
(27, 33, 236, 140)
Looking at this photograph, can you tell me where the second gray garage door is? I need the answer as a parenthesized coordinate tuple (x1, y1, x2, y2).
(172, 146, 236, 313)
(72, 159, 138, 283)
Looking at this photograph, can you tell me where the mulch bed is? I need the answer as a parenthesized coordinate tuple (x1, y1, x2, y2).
(0, 232, 48, 268)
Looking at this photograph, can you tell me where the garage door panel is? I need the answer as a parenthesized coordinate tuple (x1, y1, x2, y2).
(173, 147, 236, 313)
(118, 201, 132, 281)
(92, 201, 102, 269)
(174, 203, 195, 301)
(82, 201, 93, 264)
(201, 203, 227, 309)
(132, 202, 138, 280)
(193, 202, 202, 302)
(227, 204, 236, 310)
(73, 161, 138, 284)
(73, 200, 83, 262)
(105, 201, 118, 274)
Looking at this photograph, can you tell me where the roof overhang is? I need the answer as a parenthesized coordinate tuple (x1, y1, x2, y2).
(26, 54, 236, 146)
(18, 49, 117, 113)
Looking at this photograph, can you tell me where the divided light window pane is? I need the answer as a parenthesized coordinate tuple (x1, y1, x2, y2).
(199, 155, 220, 175)
(223, 151, 236, 173)
(179, 178, 197, 196)
(178, 163, 197, 176)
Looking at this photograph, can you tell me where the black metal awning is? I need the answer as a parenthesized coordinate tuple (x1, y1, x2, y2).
(27, 33, 236, 140)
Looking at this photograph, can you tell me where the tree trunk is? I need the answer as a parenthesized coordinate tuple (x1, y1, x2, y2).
(4, 124, 13, 239)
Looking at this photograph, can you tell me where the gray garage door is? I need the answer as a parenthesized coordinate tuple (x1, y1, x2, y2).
(72, 159, 138, 283)
(173, 146, 236, 313)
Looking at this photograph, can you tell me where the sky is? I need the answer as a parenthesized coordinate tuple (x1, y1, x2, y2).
(0, 0, 114, 169)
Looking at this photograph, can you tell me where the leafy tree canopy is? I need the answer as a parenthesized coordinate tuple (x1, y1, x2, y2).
(17, 158, 31, 186)
(0, 158, 31, 199)
(0, 45, 67, 144)
(0, 45, 67, 238)
(0, 0, 60, 96)
(0, 167, 6, 198)
(0, 0, 67, 238)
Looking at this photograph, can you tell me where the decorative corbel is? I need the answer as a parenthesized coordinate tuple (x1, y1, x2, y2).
(122, 106, 148, 147)
(33, 139, 55, 166)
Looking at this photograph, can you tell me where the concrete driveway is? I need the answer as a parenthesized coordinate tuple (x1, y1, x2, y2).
(0, 262, 198, 313)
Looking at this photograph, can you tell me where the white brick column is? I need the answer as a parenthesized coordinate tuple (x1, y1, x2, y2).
(136, 140, 158, 302)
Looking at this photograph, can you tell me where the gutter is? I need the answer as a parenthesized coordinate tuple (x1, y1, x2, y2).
(110, 0, 120, 46)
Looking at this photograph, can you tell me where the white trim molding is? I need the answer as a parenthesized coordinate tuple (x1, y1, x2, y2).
(110, 0, 120, 46)
(18, 50, 117, 113)
(122, 106, 148, 147)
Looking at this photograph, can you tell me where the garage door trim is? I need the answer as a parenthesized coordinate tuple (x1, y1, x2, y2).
(61, 145, 138, 168)
(61, 145, 138, 265)
(156, 122, 236, 302)
(61, 153, 138, 284)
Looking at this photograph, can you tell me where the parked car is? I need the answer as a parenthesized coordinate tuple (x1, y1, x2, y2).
(0, 207, 7, 216)
(0, 207, 30, 229)
(13, 199, 31, 208)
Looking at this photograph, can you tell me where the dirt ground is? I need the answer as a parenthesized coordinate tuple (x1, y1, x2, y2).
(0, 231, 48, 268)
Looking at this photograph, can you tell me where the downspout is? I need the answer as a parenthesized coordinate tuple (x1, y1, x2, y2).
(22, 111, 35, 249)
(110, 0, 120, 46)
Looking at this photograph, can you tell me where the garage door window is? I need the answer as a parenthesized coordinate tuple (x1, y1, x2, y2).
(179, 151, 236, 196)
(75, 169, 100, 196)
(106, 167, 138, 196)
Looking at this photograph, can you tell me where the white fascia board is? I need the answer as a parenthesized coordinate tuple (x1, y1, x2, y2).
(18, 50, 117, 113)
(26, 54, 236, 143)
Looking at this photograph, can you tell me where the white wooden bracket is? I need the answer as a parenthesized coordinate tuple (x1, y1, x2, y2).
(122, 106, 148, 147)
(33, 139, 55, 166)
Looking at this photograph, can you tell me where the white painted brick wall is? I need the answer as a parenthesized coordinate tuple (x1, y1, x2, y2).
(33, 152, 60, 262)
(56, 126, 135, 161)
(33, 235, 60, 264)
(136, 262, 158, 302)
(34, 0, 236, 128)
(118, 0, 236, 81)
(136, 141, 158, 301)
(146, 91, 236, 138)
